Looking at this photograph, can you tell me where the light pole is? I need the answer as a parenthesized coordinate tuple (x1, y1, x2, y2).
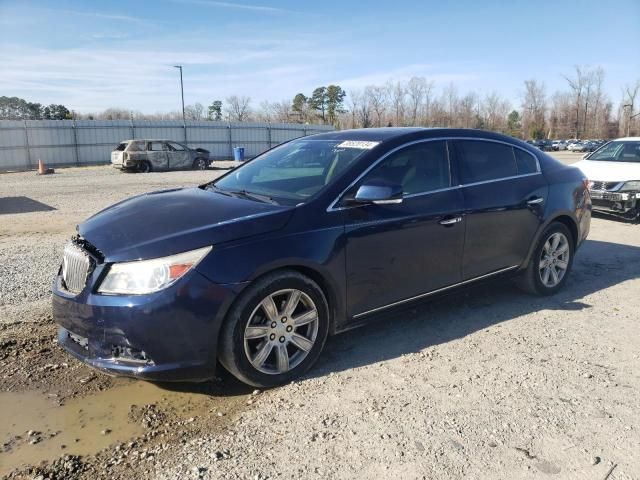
(173, 65, 186, 141)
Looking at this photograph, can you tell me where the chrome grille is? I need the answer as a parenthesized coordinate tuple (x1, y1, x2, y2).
(61, 243, 92, 294)
(590, 181, 621, 191)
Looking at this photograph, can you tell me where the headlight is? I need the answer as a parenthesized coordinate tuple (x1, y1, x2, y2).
(98, 246, 212, 295)
(619, 181, 640, 192)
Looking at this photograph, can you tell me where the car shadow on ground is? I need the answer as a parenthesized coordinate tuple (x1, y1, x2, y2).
(160, 238, 639, 394)
(308, 238, 639, 379)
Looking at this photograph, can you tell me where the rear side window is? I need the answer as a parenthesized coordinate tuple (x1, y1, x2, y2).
(149, 142, 165, 151)
(361, 141, 450, 195)
(457, 140, 518, 184)
(514, 148, 538, 174)
(167, 142, 186, 151)
(127, 141, 145, 151)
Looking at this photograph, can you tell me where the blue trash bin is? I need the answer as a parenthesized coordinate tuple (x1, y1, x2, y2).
(233, 147, 245, 162)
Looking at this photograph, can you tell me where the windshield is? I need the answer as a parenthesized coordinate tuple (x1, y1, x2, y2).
(587, 141, 640, 163)
(211, 139, 376, 205)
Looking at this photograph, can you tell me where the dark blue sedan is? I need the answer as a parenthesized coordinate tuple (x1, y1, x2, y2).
(53, 128, 591, 387)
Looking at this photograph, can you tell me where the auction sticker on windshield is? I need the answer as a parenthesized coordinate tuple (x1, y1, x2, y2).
(337, 140, 380, 149)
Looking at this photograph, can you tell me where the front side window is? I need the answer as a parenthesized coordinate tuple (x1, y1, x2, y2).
(212, 139, 373, 205)
(167, 142, 185, 151)
(359, 141, 450, 195)
(588, 141, 640, 163)
(457, 140, 518, 184)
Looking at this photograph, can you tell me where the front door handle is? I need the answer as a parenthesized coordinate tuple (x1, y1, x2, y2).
(527, 197, 544, 205)
(439, 216, 462, 226)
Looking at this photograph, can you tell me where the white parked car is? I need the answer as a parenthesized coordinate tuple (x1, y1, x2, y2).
(574, 137, 640, 220)
(568, 142, 587, 152)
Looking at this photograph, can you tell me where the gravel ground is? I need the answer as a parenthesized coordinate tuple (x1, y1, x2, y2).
(1, 155, 639, 479)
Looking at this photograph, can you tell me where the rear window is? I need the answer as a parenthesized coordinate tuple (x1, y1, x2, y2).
(457, 140, 518, 184)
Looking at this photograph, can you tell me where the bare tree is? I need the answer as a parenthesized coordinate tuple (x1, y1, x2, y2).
(184, 102, 204, 120)
(387, 81, 406, 127)
(406, 77, 431, 126)
(621, 80, 640, 136)
(522, 79, 546, 138)
(226, 95, 251, 122)
(365, 85, 387, 127)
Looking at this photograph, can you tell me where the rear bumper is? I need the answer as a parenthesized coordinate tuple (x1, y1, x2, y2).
(52, 270, 247, 382)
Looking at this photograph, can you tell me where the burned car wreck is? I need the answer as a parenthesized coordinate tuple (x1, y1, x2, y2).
(111, 139, 210, 172)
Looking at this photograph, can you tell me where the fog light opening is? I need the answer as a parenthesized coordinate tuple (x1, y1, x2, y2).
(111, 345, 154, 365)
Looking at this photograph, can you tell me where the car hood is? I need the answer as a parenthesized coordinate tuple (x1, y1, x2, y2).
(573, 160, 640, 182)
(78, 187, 294, 262)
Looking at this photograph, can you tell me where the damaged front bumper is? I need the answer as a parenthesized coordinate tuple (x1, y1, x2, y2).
(52, 269, 247, 382)
(589, 189, 638, 215)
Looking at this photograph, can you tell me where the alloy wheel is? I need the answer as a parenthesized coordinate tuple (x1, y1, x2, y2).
(243, 289, 319, 375)
(538, 232, 570, 288)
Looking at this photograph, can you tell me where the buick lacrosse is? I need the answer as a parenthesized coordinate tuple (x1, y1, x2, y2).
(53, 128, 591, 387)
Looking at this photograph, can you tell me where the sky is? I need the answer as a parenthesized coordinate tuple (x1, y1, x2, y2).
(0, 0, 638, 114)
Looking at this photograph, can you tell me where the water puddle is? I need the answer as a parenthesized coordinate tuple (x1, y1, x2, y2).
(0, 378, 247, 475)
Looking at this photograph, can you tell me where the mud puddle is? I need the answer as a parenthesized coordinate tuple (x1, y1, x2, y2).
(0, 377, 247, 475)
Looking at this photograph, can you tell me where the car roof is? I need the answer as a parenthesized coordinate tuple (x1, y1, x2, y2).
(307, 127, 527, 145)
(122, 139, 182, 143)
(614, 137, 640, 141)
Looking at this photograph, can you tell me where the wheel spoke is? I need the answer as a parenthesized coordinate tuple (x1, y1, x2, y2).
(292, 309, 317, 327)
(555, 259, 568, 270)
(245, 326, 269, 340)
(260, 296, 279, 322)
(290, 333, 313, 352)
(550, 234, 560, 252)
(284, 290, 302, 317)
(542, 266, 551, 285)
(252, 342, 273, 368)
(556, 243, 568, 255)
(275, 344, 289, 373)
(550, 266, 559, 285)
(543, 240, 552, 254)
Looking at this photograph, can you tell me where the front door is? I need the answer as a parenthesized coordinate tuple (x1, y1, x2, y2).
(166, 142, 191, 169)
(342, 140, 465, 319)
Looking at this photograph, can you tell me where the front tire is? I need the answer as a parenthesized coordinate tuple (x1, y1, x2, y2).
(516, 222, 574, 296)
(193, 158, 207, 170)
(219, 270, 330, 388)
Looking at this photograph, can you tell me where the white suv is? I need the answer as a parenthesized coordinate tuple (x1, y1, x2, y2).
(574, 138, 640, 220)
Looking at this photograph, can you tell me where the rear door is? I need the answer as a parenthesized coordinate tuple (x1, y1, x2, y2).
(166, 142, 191, 170)
(452, 139, 548, 279)
(148, 141, 169, 170)
(342, 140, 465, 318)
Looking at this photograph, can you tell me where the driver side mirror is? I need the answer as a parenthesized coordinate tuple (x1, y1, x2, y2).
(349, 182, 403, 205)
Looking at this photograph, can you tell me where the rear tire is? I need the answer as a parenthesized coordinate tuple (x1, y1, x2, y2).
(218, 270, 330, 388)
(516, 222, 574, 296)
(139, 161, 152, 173)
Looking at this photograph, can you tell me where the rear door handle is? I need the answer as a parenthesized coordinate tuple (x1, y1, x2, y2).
(439, 216, 462, 226)
(527, 197, 544, 205)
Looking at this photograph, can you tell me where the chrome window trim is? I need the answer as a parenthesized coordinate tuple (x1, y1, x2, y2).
(352, 265, 520, 319)
(326, 136, 541, 212)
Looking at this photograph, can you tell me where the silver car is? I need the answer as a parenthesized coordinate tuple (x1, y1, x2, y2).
(111, 139, 210, 173)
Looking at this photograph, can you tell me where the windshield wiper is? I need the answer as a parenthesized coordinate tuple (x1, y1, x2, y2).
(206, 184, 234, 197)
(228, 189, 279, 205)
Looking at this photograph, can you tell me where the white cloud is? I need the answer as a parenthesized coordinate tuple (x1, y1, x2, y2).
(169, 0, 296, 14)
